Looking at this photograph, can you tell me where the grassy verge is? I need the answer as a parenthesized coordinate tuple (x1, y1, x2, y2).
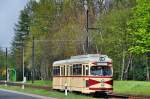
(26, 80, 52, 87)
(1, 80, 150, 98)
(0, 85, 94, 99)
(114, 81, 150, 96)
(26, 80, 150, 96)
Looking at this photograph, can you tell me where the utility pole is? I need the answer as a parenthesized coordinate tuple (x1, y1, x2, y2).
(84, 0, 103, 54)
(22, 42, 25, 89)
(5, 48, 8, 81)
(84, 0, 89, 54)
(22, 44, 25, 82)
(32, 37, 35, 83)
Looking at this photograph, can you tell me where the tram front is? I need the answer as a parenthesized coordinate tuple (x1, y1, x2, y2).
(87, 55, 113, 94)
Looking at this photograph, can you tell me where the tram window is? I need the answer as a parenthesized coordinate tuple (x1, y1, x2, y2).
(90, 66, 112, 76)
(86, 65, 89, 75)
(53, 66, 60, 76)
(73, 64, 82, 75)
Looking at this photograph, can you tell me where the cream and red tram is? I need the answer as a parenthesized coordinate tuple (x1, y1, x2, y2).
(52, 54, 113, 94)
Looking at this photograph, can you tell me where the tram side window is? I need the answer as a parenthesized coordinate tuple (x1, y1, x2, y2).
(53, 66, 60, 76)
(73, 64, 82, 75)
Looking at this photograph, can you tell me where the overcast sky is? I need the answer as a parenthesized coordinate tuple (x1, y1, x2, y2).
(0, 0, 28, 48)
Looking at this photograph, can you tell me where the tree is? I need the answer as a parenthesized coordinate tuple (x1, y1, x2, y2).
(128, 0, 150, 80)
(11, 1, 37, 80)
(94, 0, 136, 80)
(128, 0, 150, 54)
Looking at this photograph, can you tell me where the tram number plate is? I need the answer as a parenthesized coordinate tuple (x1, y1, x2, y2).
(101, 83, 104, 87)
(100, 79, 105, 87)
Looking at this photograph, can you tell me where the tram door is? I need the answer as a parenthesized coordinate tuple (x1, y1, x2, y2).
(60, 66, 65, 89)
(82, 65, 89, 89)
(62, 65, 70, 90)
(66, 65, 70, 90)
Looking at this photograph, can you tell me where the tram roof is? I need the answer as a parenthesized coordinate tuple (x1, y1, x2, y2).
(53, 54, 112, 66)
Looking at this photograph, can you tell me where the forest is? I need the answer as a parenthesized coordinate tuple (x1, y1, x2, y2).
(0, 0, 150, 81)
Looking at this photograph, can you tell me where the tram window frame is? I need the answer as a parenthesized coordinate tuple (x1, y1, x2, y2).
(66, 65, 69, 76)
(64, 65, 66, 76)
(85, 65, 89, 75)
(53, 66, 60, 76)
(61, 66, 65, 76)
(73, 64, 82, 75)
(70, 65, 73, 75)
(83, 65, 85, 76)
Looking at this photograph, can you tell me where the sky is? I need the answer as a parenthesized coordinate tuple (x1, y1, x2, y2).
(0, 0, 28, 48)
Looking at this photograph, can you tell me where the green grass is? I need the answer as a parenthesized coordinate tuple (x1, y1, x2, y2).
(26, 80, 150, 96)
(0, 85, 94, 99)
(1, 80, 150, 98)
(26, 80, 52, 87)
(114, 81, 150, 96)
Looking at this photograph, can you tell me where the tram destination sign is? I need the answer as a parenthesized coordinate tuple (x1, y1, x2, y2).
(97, 62, 107, 66)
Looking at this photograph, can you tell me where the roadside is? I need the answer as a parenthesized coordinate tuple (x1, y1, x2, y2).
(1, 80, 150, 99)
(0, 89, 55, 99)
(0, 85, 94, 99)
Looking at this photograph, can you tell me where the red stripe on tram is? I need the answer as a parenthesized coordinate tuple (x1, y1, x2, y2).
(89, 88, 113, 90)
(86, 79, 100, 87)
(104, 80, 113, 85)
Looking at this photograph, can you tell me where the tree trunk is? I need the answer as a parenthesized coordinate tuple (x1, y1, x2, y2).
(124, 53, 132, 80)
(121, 50, 125, 80)
(146, 54, 150, 81)
(146, 65, 149, 81)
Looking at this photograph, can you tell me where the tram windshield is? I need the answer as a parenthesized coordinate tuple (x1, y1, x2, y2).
(90, 66, 112, 76)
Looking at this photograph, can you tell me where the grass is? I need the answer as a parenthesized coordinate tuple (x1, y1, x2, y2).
(0, 85, 94, 99)
(26, 80, 150, 96)
(1, 80, 150, 98)
(114, 81, 150, 96)
(26, 80, 52, 87)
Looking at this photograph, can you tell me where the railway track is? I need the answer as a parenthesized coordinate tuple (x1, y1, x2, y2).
(110, 93, 150, 99)
(127, 95, 150, 99)
(0, 81, 150, 99)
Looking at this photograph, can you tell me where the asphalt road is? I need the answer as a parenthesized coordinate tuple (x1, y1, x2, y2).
(0, 89, 54, 99)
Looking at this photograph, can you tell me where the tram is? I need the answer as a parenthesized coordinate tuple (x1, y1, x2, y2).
(52, 54, 113, 94)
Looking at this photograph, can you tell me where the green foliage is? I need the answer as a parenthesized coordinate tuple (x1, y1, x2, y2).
(128, 0, 150, 54)
(30, 0, 56, 38)
(0, 49, 5, 67)
(94, 7, 132, 79)
(11, 1, 37, 81)
(11, 0, 150, 81)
